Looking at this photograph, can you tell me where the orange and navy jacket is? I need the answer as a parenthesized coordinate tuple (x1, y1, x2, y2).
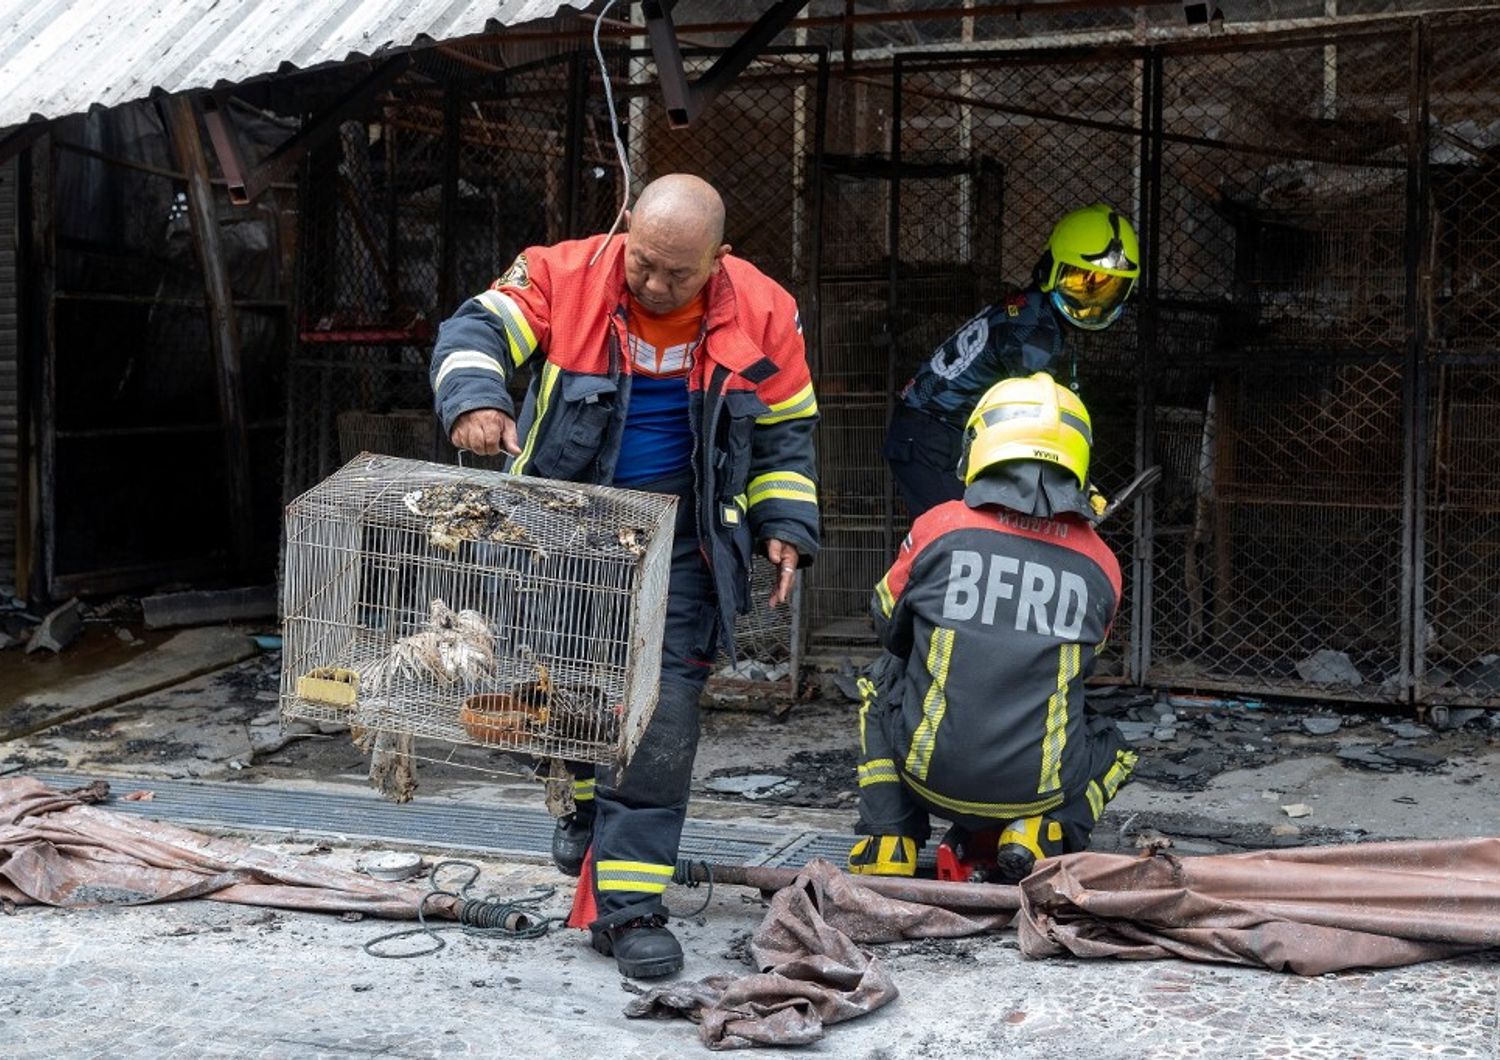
(430, 234, 819, 640)
(869, 500, 1120, 819)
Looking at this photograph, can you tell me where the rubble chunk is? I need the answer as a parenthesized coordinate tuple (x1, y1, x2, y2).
(25, 598, 84, 654)
(1296, 650, 1364, 686)
(705, 774, 798, 799)
(1378, 746, 1446, 770)
(1301, 716, 1342, 736)
(1281, 803, 1312, 818)
(1115, 721, 1156, 742)
(1337, 746, 1399, 771)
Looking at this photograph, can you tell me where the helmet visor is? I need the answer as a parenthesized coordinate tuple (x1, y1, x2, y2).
(1052, 264, 1132, 326)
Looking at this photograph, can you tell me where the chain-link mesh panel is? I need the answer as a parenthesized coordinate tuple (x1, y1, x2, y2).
(1158, 30, 1412, 352)
(1149, 357, 1408, 699)
(1420, 365, 1500, 705)
(1417, 14, 1500, 706)
(1144, 27, 1417, 700)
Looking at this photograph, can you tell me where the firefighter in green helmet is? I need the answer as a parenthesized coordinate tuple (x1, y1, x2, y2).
(885, 204, 1140, 518)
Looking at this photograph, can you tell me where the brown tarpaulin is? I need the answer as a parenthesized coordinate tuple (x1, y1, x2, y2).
(634, 840, 1500, 1048)
(626, 859, 1009, 1049)
(1016, 839, 1500, 975)
(0, 777, 456, 919)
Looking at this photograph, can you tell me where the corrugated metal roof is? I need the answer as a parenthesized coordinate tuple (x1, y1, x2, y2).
(0, 0, 581, 131)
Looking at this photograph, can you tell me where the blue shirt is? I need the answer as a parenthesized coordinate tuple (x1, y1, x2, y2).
(614, 374, 694, 485)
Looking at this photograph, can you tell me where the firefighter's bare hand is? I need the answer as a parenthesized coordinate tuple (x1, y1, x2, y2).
(766, 539, 801, 608)
(451, 408, 519, 457)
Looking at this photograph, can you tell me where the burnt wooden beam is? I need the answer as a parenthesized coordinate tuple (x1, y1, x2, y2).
(164, 95, 255, 576)
(0, 122, 50, 169)
(201, 56, 409, 205)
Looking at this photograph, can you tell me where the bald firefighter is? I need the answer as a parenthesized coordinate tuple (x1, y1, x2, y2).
(430, 175, 819, 977)
(852, 373, 1136, 881)
(887, 204, 1140, 518)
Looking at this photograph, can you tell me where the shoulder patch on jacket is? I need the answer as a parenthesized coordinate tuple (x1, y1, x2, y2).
(494, 253, 530, 289)
(741, 356, 780, 385)
(1003, 292, 1027, 317)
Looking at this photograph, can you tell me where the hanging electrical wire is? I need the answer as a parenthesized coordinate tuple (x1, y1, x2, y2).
(588, 0, 631, 266)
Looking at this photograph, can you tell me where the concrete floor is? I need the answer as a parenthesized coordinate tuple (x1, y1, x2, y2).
(4, 647, 1500, 1056)
(4, 843, 1497, 1059)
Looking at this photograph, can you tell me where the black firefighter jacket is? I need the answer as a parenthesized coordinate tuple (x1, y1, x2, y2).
(869, 500, 1122, 820)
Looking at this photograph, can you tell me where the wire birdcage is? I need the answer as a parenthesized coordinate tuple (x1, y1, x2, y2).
(280, 454, 676, 769)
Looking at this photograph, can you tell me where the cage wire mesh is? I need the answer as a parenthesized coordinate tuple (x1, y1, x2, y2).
(281, 454, 675, 769)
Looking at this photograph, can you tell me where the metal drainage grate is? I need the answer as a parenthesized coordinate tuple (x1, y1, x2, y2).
(30, 773, 859, 869)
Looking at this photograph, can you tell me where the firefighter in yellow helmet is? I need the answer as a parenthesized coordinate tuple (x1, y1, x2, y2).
(886, 204, 1139, 519)
(851, 373, 1138, 881)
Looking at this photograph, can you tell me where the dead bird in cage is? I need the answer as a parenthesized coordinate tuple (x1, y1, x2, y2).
(357, 599, 496, 695)
(403, 484, 516, 553)
(404, 479, 655, 559)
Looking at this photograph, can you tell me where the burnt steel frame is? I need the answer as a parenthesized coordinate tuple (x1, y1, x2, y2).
(882, 10, 1500, 708)
(641, 0, 811, 127)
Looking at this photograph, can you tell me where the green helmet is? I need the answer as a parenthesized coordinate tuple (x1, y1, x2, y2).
(1038, 204, 1141, 331)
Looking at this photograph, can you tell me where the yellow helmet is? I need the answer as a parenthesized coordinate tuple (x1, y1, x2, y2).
(963, 372, 1092, 488)
(1038, 204, 1140, 330)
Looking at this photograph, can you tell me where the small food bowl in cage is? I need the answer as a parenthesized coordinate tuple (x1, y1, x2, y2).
(279, 454, 676, 772)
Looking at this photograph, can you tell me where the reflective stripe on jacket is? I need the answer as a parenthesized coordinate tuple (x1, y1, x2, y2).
(871, 500, 1121, 817)
(430, 234, 819, 645)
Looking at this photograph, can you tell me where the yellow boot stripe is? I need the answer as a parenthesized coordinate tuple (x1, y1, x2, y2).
(573, 778, 596, 801)
(904, 628, 955, 781)
(1038, 643, 1081, 794)
(595, 860, 673, 876)
(595, 860, 673, 893)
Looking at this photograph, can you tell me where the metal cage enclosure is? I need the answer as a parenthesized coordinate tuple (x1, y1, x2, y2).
(280, 454, 675, 768)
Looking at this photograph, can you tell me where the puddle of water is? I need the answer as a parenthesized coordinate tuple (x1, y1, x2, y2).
(1, 626, 174, 706)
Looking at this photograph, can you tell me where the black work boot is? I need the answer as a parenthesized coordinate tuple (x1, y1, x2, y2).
(590, 915, 684, 979)
(992, 843, 1037, 885)
(550, 811, 593, 877)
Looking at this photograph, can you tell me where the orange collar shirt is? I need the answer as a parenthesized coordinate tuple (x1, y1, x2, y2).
(615, 291, 706, 485)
